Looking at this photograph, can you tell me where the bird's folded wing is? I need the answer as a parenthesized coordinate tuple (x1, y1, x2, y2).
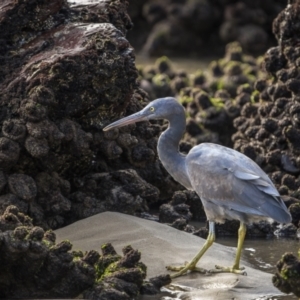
(187, 159, 286, 220)
(233, 169, 280, 197)
(234, 170, 260, 180)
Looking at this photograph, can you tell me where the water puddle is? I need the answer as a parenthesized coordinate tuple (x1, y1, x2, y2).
(218, 236, 299, 275)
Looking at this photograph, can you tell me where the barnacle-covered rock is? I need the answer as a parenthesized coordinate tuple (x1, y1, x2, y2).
(69, 169, 160, 224)
(0, 214, 96, 299)
(0, 207, 156, 299)
(0, 0, 199, 232)
(0, 205, 32, 231)
(19, 100, 48, 123)
(128, 0, 285, 56)
(137, 43, 264, 147)
(274, 223, 297, 237)
(32, 172, 71, 228)
(83, 244, 148, 300)
(0, 0, 167, 229)
(8, 174, 37, 201)
(0, 194, 28, 217)
(69, 0, 133, 35)
(159, 190, 201, 228)
(0, 0, 176, 298)
(141, 274, 171, 295)
(232, 1, 300, 230)
(273, 252, 300, 297)
(0, 171, 7, 193)
(24, 136, 50, 158)
(2, 119, 27, 142)
(159, 203, 192, 224)
(0, 137, 20, 170)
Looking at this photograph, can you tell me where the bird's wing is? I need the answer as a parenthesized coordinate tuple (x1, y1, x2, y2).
(186, 144, 290, 223)
(233, 169, 280, 196)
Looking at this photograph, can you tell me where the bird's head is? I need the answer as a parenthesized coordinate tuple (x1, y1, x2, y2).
(103, 97, 183, 131)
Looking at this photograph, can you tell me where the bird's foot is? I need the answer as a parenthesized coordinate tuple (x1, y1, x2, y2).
(209, 265, 247, 275)
(166, 262, 207, 278)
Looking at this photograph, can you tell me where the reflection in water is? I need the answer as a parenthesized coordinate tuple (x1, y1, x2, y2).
(218, 236, 299, 275)
(217, 237, 299, 299)
(216, 237, 297, 300)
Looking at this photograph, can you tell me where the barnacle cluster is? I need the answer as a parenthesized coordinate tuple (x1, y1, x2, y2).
(128, 0, 285, 56)
(0, 0, 169, 230)
(232, 1, 300, 210)
(0, 205, 160, 299)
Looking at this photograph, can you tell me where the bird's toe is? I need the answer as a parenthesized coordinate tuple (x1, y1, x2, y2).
(166, 265, 185, 272)
(166, 263, 207, 278)
(209, 265, 247, 275)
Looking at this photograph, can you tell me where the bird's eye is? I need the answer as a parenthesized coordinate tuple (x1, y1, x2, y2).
(149, 106, 155, 112)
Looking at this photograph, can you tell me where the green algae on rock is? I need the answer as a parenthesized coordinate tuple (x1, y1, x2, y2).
(0, 205, 168, 299)
(273, 252, 300, 297)
(0, 205, 96, 298)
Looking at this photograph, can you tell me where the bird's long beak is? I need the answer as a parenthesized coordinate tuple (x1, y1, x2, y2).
(103, 111, 147, 131)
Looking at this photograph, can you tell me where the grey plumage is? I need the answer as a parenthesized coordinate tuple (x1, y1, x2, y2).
(186, 143, 290, 224)
(103, 96, 291, 277)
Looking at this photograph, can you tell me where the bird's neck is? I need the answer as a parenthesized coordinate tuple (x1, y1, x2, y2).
(157, 112, 192, 189)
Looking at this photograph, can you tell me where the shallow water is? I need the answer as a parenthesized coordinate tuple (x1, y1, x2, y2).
(219, 236, 299, 274)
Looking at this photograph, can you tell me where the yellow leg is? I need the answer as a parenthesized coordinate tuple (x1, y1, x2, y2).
(212, 222, 247, 275)
(234, 222, 247, 269)
(166, 221, 216, 278)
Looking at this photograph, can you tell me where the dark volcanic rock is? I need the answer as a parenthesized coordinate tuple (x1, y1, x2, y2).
(195, 219, 276, 239)
(273, 252, 300, 297)
(141, 274, 171, 295)
(69, 169, 159, 223)
(83, 244, 147, 300)
(159, 190, 195, 224)
(0, 2, 179, 297)
(127, 0, 286, 56)
(274, 223, 297, 237)
(8, 173, 37, 201)
(0, 0, 180, 230)
(158, 190, 205, 234)
(0, 206, 152, 299)
(0, 205, 95, 298)
(232, 1, 300, 231)
(138, 42, 264, 147)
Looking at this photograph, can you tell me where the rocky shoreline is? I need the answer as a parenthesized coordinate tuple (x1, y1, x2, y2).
(0, 0, 300, 298)
(127, 0, 287, 56)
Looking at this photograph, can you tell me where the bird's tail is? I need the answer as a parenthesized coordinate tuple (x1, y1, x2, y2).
(260, 197, 292, 223)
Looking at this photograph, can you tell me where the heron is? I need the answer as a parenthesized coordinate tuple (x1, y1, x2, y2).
(103, 97, 292, 278)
